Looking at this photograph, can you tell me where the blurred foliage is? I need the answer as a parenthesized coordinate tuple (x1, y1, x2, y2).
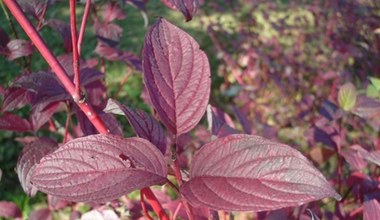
(0, 0, 380, 219)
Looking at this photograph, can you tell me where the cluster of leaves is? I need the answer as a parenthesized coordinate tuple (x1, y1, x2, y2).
(0, 0, 379, 219)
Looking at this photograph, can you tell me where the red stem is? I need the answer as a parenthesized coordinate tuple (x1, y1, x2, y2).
(140, 190, 154, 220)
(172, 135, 194, 220)
(4, 1, 168, 218)
(78, 0, 91, 55)
(3, 0, 108, 134)
(141, 188, 169, 220)
(69, 0, 81, 101)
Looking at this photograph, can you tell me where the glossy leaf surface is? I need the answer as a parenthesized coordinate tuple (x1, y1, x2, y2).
(181, 134, 341, 211)
(31, 135, 167, 203)
(143, 18, 210, 135)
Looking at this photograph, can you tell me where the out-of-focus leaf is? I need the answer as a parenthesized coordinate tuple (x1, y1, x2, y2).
(367, 84, 379, 98)
(94, 22, 122, 46)
(364, 196, 380, 220)
(319, 100, 341, 121)
(180, 134, 341, 212)
(338, 82, 357, 111)
(352, 95, 380, 120)
(16, 137, 58, 196)
(81, 210, 119, 220)
(7, 39, 34, 61)
(0, 201, 22, 218)
(364, 151, 380, 167)
(16, 0, 52, 19)
(28, 208, 52, 220)
(31, 135, 167, 203)
(232, 106, 252, 134)
(46, 19, 72, 52)
(105, 99, 167, 154)
(143, 18, 210, 135)
(101, 3, 126, 23)
(369, 77, 380, 91)
(1, 87, 32, 112)
(0, 112, 31, 132)
(341, 145, 368, 171)
(307, 126, 338, 149)
(207, 105, 237, 139)
(160, 0, 199, 21)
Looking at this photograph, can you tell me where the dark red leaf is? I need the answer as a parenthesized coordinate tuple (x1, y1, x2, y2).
(1, 87, 32, 112)
(16, 0, 51, 19)
(7, 39, 34, 61)
(101, 3, 126, 23)
(364, 196, 380, 220)
(341, 145, 368, 171)
(30, 102, 60, 131)
(0, 201, 22, 218)
(105, 99, 167, 154)
(17, 137, 58, 196)
(207, 105, 237, 138)
(160, 0, 199, 21)
(28, 208, 52, 220)
(180, 134, 341, 212)
(143, 18, 211, 135)
(31, 135, 167, 203)
(0, 112, 31, 132)
(94, 22, 122, 46)
(46, 19, 72, 52)
(352, 95, 380, 127)
(14, 72, 69, 109)
(364, 150, 380, 167)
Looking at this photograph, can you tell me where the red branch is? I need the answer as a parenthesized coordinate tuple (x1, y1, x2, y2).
(69, 0, 81, 101)
(141, 188, 169, 220)
(4, 1, 169, 218)
(78, 0, 91, 55)
(3, 0, 108, 133)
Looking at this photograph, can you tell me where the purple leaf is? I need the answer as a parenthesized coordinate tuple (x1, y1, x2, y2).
(232, 106, 252, 134)
(76, 107, 123, 136)
(0, 201, 22, 218)
(364, 151, 380, 167)
(0, 113, 31, 132)
(14, 72, 69, 109)
(16, 0, 51, 19)
(1, 87, 32, 112)
(160, 0, 199, 21)
(101, 3, 126, 23)
(31, 134, 167, 203)
(30, 102, 60, 131)
(207, 105, 237, 138)
(29, 208, 52, 220)
(46, 19, 72, 52)
(17, 137, 58, 196)
(7, 39, 34, 61)
(94, 22, 122, 46)
(105, 99, 167, 154)
(364, 196, 380, 220)
(341, 145, 368, 171)
(180, 134, 341, 212)
(352, 95, 380, 120)
(143, 18, 211, 135)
